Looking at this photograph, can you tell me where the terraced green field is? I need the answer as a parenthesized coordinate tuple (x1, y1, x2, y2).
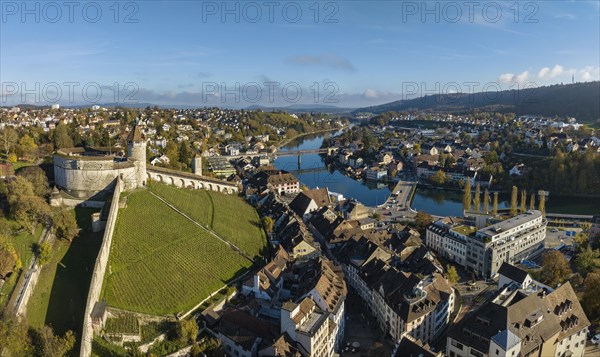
(149, 182, 267, 260)
(102, 185, 265, 315)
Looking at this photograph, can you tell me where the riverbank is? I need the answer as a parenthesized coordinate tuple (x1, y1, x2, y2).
(275, 132, 599, 216)
(276, 125, 348, 149)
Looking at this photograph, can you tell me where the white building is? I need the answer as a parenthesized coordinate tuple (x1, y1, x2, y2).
(426, 211, 546, 278)
(280, 297, 335, 357)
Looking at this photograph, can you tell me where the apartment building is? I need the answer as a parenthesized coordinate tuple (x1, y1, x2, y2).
(280, 297, 336, 357)
(426, 211, 546, 278)
(446, 279, 589, 357)
(341, 250, 454, 345)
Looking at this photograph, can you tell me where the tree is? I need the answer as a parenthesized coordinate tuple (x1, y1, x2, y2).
(0, 239, 21, 280)
(261, 216, 274, 234)
(164, 141, 180, 168)
(473, 183, 481, 211)
(414, 211, 433, 232)
(540, 250, 572, 287)
(17, 134, 37, 159)
(7, 153, 17, 163)
(179, 141, 192, 166)
(53, 123, 74, 149)
(529, 193, 536, 210)
(35, 241, 53, 266)
(0, 315, 32, 356)
(30, 326, 76, 357)
(6, 176, 35, 204)
(0, 127, 18, 155)
(520, 189, 527, 213)
(177, 319, 199, 344)
(446, 265, 459, 285)
(583, 270, 600, 319)
(539, 192, 546, 215)
(463, 179, 471, 211)
(575, 247, 600, 276)
(574, 232, 589, 250)
(482, 189, 490, 213)
(431, 170, 446, 186)
(285, 128, 298, 139)
(492, 192, 499, 215)
(52, 209, 80, 242)
(17, 166, 49, 197)
(13, 195, 51, 234)
(510, 186, 518, 216)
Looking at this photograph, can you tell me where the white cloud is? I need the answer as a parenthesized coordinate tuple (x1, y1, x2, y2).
(363, 89, 379, 98)
(515, 71, 530, 83)
(538, 67, 550, 79)
(579, 66, 600, 82)
(538, 64, 564, 79)
(499, 73, 514, 83)
(284, 53, 356, 71)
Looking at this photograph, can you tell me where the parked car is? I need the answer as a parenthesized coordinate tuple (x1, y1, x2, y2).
(591, 334, 600, 345)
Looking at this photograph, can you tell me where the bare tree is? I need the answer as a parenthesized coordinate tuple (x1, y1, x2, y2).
(0, 127, 18, 155)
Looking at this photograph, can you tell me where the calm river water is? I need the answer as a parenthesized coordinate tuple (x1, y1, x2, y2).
(274, 132, 599, 216)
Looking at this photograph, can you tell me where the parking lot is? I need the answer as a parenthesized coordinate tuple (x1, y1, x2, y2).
(545, 227, 581, 249)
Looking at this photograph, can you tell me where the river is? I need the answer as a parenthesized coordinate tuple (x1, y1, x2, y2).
(274, 132, 600, 216)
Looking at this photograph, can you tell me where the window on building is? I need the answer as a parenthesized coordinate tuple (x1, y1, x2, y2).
(450, 340, 463, 350)
(471, 349, 484, 357)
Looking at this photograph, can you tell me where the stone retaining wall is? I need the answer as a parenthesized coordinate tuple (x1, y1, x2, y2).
(80, 178, 123, 357)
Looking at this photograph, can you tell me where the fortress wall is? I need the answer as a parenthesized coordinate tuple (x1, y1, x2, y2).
(80, 178, 124, 357)
(146, 169, 240, 194)
(54, 155, 138, 196)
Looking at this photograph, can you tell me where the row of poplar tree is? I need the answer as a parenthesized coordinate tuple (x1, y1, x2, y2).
(462, 180, 546, 216)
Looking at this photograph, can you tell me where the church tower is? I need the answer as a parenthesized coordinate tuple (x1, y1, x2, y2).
(127, 122, 147, 187)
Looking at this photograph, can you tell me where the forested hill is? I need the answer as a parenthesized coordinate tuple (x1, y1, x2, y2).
(354, 81, 600, 123)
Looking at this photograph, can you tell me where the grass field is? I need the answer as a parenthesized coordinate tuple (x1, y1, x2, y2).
(102, 187, 263, 315)
(26, 208, 103, 341)
(0, 219, 43, 310)
(148, 182, 267, 260)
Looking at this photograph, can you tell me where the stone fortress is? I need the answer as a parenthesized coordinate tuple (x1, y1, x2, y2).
(53, 123, 238, 203)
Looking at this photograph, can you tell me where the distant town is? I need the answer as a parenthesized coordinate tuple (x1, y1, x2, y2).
(1, 103, 599, 357)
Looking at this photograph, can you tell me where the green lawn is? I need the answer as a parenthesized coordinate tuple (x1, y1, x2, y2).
(102, 189, 259, 315)
(0, 153, 36, 171)
(0, 219, 43, 309)
(26, 208, 103, 342)
(149, 182, 267, 260)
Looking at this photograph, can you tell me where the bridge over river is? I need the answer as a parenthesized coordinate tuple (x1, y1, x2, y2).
(222, 147, 333, 160)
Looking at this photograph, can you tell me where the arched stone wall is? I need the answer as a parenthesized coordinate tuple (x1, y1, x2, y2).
(146, 170, 238, 194)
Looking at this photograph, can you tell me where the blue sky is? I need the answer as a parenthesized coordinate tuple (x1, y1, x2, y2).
(1, 0, 599, 107)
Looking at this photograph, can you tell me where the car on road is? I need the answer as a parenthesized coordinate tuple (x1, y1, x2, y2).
(550, 228, 559, 232)
(591, 334, 600, 345)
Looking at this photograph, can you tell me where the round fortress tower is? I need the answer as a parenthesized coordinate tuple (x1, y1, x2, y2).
(127, 123, 147, 187)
